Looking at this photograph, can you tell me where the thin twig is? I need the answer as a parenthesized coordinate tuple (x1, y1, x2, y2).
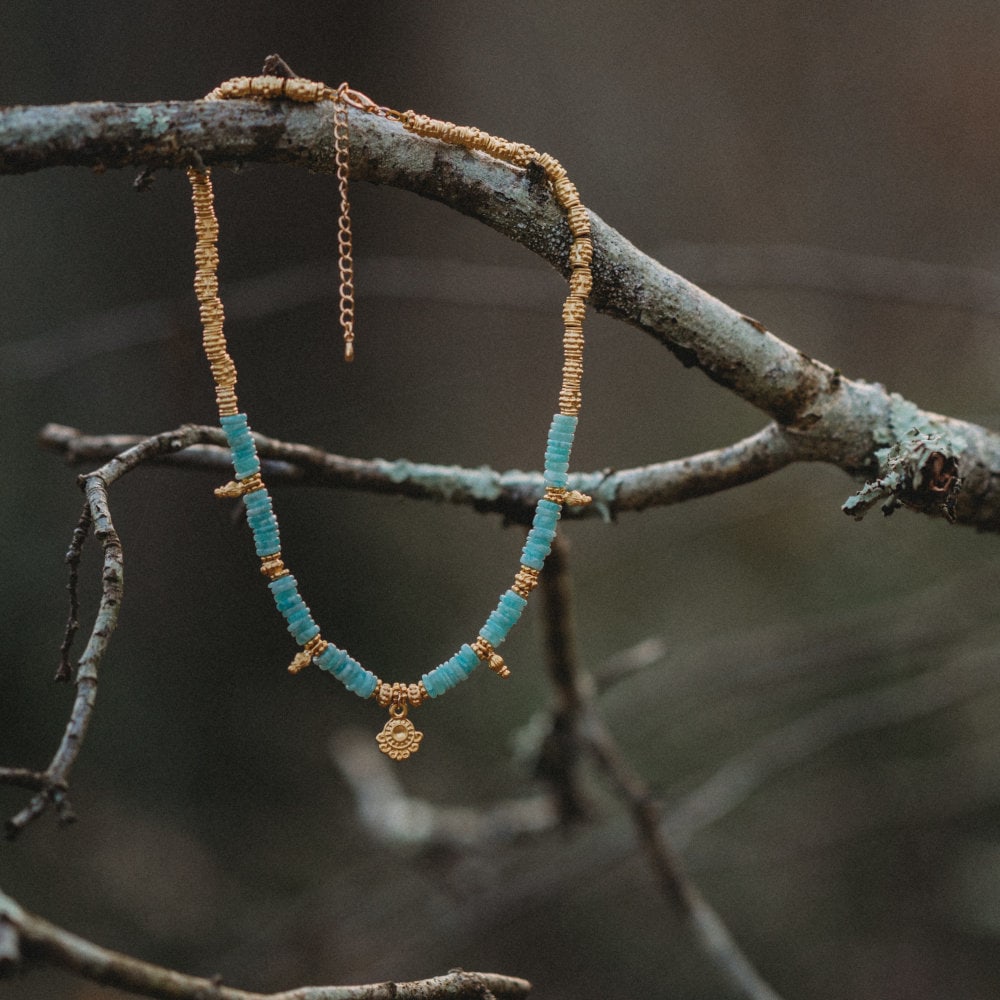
(3, 467, 125, 837)
(37, 421, 799, 525)
(329, 729, 558, 850)
(537, 537, 784, 1000)
(0, 888, 530, 1000)
(55, 500, 92, 682)
(0, 768, 53, 792)
(6, 95, 1000, 526)
(535, 536, 591, 825)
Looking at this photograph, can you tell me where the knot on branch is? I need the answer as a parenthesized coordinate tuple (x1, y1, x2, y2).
(842, 430, 961, 522)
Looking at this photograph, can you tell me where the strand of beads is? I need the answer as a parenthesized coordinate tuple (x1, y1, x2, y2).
(190, 77, 593, 758)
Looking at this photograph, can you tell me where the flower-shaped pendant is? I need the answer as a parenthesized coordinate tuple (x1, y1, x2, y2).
(376, 703, 423, 760)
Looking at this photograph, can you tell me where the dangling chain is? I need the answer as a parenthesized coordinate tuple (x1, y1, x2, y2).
(332, 84, 356, 361)
(189, 74, 592, 759)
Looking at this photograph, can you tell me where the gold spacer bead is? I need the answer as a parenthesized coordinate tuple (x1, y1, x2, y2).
(259, 554, 287, 579)
(214, 472, 264, 498)
(488, 653, 511, 679)
(566, 203, 591, 237)
(288, 651, 311, 674)
(568, 238, 594, 268)
(472, 636, 495, 661)
(249, 75, 287, 99)
(553, 176, 580, 207)
(512, 564, 541, 597)
(305, 634, 328, 656)
(562, 295, 587, 325)
(535, 152, 566, 182)
(284, 78, 325, 103)
(407, 682, 425, 706)
(289, 635, 328, 674)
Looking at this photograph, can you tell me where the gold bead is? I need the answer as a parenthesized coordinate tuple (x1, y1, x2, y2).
(562, 295, 587, 326)
(259, 555, 287, 579)
(288, 650, 312, 674)
(512, 564, 541, 597)
(472, 636, 495, 661)
(566, 204, 590, 237)
(488, 654, 511, 679)
(553, 176, 580, 207)
(284, 78, 325, 103)
(535, 152, 566, 181)
(568, 238, 593, 268)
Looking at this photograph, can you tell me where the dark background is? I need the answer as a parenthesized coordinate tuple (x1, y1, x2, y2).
(4, 2, 1000, 997)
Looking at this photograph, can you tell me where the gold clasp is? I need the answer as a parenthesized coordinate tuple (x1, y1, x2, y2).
(336, 83, 403, 121)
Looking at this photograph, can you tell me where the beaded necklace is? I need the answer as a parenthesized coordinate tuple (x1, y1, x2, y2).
(187, 75, 592, 759)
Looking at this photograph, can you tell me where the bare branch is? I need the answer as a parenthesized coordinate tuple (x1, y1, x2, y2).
(0, 888, 529, 1000)
(6, 95, 1000, 527)
(35, 421, 801, 525)
(330, 729, 557, 850)
(536, 539, 784, 1000)
(3, 454, 125, 837)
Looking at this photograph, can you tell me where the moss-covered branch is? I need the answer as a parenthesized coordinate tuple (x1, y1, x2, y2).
(4, 87, 999, 528)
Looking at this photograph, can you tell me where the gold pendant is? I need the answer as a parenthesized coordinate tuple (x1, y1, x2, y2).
(376, 703, 423, 760)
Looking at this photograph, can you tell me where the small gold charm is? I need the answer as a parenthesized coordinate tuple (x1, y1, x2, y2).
(376, 703, 423, 760)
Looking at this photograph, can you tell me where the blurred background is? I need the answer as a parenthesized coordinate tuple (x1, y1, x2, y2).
(4, 2, 1000, 997)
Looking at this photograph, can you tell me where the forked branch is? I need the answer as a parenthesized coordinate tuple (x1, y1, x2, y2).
(0, 85, 996, 527)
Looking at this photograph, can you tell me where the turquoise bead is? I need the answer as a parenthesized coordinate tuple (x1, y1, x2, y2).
(284, 603, 312, 626)
(244, 490, 271, 512)
(316, 645, 346, 672)
(550, 413, 578, 435)
(501, 590, 527, 610)
(437, 662, 459, 689)
(533, 508, 559, 530)
(480, 619, 506, 647)
(457, 643, 478, 675)
(521, 547, 546, 571)
(422, 670, 444, 698)
(255, 537, 280, 557)
(544, 470, 569, 488)
(351, 671, 378, 699)
(274, 592, 302, 613)
(233, 455, 260, 479)
(527, 524, 556, 544)
(292, 620, 320, 644)
(220, 413, 249, 430)
(253, 534, 280, 557)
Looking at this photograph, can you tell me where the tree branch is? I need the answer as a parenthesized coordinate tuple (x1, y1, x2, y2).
(4, 92, 1000, 527)
(30, 420, 820, 529)
(535, 537, 784, 1000)
(2, 440, 129, 837)
(0, 888, 529, 1000)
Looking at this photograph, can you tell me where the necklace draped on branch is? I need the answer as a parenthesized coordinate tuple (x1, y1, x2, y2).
(187, 74, 593, 759)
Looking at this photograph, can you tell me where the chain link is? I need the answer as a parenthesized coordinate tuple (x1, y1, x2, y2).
(333, 91, 356, 361)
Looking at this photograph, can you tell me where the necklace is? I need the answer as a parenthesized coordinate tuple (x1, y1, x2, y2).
(187, 74, 593, 759)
